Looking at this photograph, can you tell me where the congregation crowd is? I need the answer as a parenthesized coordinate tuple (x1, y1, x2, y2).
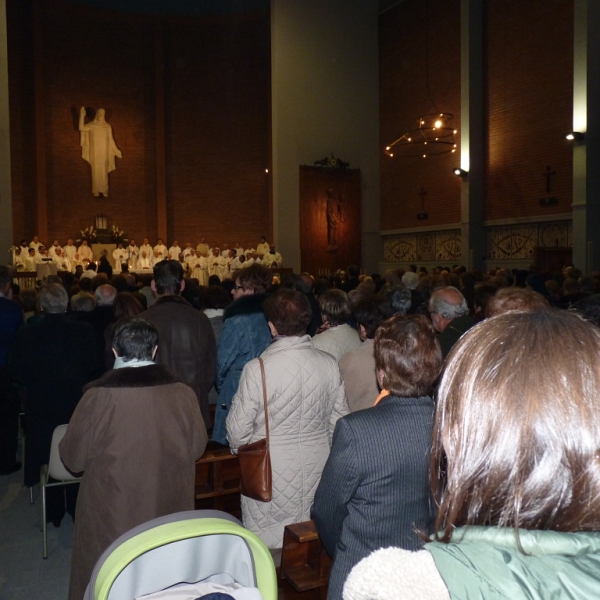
(2, 246, 600, 600)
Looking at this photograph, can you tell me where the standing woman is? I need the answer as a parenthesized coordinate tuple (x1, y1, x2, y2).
(345, 309, 600, 600)
(212, 264, 272, 445)
(227, 289, 348, 553)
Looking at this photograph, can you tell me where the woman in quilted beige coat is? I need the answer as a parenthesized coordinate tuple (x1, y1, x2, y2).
(227, 289, 349, 551)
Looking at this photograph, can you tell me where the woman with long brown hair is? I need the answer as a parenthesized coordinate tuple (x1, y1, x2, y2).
(344, 309, 600, 600)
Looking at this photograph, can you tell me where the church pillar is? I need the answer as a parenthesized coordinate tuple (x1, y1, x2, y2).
(0, 0, 13, 254)
(460, 0, 485, 270)
(572, 0, 600, 272)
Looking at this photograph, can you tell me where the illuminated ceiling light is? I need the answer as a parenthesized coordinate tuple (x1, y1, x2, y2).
(453, 168, 468, 177)
(566, 131, 584, 141)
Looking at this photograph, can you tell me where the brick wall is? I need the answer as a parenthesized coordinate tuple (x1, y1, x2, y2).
(379, 0, 574, 232)
(485, 0, 573, 221)
(379, 0, 462, 231)
(7, 1, 270, 248)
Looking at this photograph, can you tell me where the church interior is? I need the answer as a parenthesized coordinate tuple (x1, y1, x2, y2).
(1, 0, 599, 598)
(1, 0, 596, 276)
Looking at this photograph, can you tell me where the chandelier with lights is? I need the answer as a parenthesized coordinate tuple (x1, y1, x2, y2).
(384, 0, 457, 159)
(385, 113, 457, 158)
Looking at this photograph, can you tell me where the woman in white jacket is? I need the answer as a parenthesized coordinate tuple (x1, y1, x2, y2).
(227, 289, 349, 552)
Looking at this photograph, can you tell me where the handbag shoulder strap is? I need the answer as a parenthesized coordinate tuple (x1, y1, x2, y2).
(258, 357, 269, 445)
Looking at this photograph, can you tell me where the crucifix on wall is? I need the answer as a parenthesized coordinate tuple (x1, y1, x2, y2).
(539, 165, 558, 206)
(417, 186, 429, 220)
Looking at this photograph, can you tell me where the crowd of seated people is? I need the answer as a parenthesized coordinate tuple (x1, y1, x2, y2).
(3, 256, 600, 598)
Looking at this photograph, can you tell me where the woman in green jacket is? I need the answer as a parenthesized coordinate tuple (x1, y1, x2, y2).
(345, 309, 600, 600)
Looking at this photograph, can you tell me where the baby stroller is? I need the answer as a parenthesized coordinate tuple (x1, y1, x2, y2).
(83, 510, 277, 600)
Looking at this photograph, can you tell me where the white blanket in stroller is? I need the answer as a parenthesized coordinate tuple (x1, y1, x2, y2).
(135, 580, 263, 600)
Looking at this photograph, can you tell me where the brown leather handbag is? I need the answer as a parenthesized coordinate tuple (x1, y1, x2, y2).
(237, 357, 272, 502)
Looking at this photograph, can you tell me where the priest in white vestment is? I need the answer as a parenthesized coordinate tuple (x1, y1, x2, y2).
(52, 248, 72, 272)
(208, 248, 227, 280)
(168, 241, 182, 260)
(24, 249, 37, 271)
(191, 254, 208, 286)
(182, 243, 195, 260)
(12, 248, 26, 270)
(262, 245, 283, 268)
(48, 240, 62, 258)
(78, 241, 93, 261)
(220, 243, 230, 258)
(140, 238, 153, 258)
(113, 244, 127, 270)
(256, 237, 270, 256)
(244, 242, 255, 257)
(196, 237, 209, 257)
(29, 236, 43, 253)
(126, 240, 139, 268)
(137, 251, 153, 270)
(63, 239, 77, 261)
(154, 239, 168, 260)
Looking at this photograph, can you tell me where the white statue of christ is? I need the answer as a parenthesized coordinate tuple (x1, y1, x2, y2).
(79, 107, 122, 196)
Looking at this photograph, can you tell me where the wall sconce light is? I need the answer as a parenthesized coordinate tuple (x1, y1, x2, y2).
(453, 168, 468, 177)
(566, 132, 585, 141)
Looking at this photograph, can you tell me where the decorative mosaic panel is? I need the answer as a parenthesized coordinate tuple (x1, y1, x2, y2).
(435, 231, 462, 261)
(383, 235, 417, 262)
(539, 221, 569, 248)
(487, 226, 512, 260)
(487, 221, 572, 259)
(383, 230, 461, 262)
(416, 233, 435, 261)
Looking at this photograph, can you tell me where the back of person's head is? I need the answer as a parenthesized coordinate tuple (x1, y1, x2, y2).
(236, 263, 271, 294)
(78, 277, 92, 292)
(111, 274, 129, 293)
(293, 273, 314, 295)
(112, 292, 143, 321)
(205, 285, 232, 310)
(389, 287, 412, 316)
(401, 271, 419, 290)
(432, 309, 600, 542)
(86, 262, 97, 272)
(429, 286, 469, 319)
(563, 277, 581, 295)
(95, 284, 118, 307)
(71, 292, 96, 312)
(153, 260, 184, 295)
(264, 289, 312, 337)
(91, 274, 108, 290)
(39, 283, 68, 314)
(208, 274, 221, 286)
(374, 314, 442, 397)
(319, 289, 351, 325)
(347, 265, 360, 279)
(352, 296, 388, 339)
(485, 287, 549, 318)
(313, 276, 332, 298)
(112, 317, 159, 362)
(19, 289, 38, 313)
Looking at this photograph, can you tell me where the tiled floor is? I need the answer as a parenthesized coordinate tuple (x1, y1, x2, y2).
(0, 467, 73, 600)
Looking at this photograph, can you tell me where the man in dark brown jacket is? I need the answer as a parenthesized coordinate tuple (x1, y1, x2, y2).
(140, 260, 217, 428)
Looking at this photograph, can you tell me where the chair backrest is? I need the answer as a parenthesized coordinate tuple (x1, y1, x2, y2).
(48, 424, 79, 481)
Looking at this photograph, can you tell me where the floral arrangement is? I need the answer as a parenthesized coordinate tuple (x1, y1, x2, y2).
(80, 225, 97, 242)
(111, 224, 126, 243)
